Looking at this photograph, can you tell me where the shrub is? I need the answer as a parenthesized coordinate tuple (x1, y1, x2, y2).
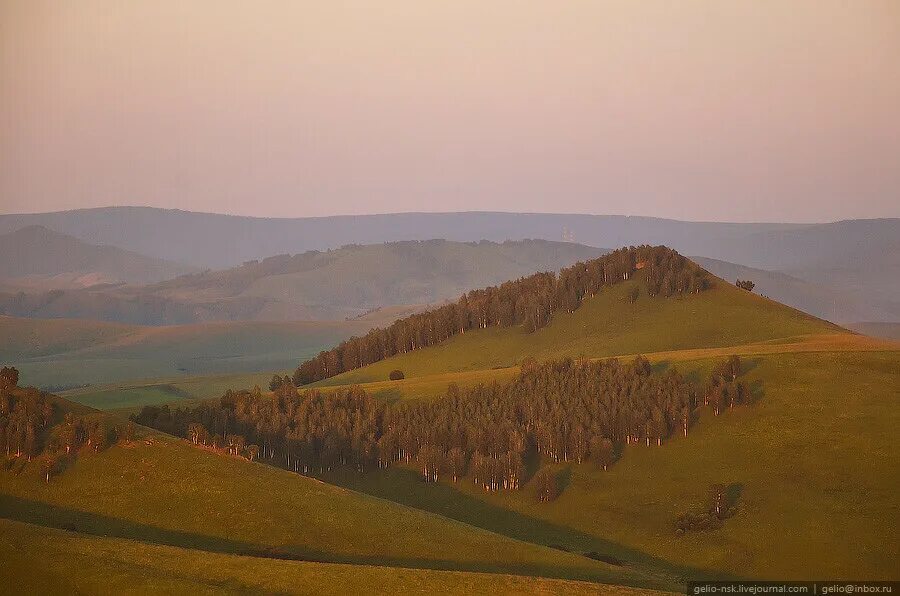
(533, 466, 560, 502)
(389, 369, 405, 381)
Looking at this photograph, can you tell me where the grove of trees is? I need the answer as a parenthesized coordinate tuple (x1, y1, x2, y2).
(293, 246, 712, 384)
(1, 366, 132, 482)
(135, 355, 749, 496)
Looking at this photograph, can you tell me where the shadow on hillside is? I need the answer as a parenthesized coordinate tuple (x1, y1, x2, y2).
(0, 492, 674, 588)
(319, 466, 737, 587)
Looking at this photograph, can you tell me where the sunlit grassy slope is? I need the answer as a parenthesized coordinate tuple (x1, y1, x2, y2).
(321, 350, 900, 581)
(316, 274, 842, 386)
(0, 418, 671, 590)
(0, 519, 664, 596)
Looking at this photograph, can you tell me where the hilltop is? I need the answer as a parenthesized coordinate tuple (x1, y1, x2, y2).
(311, 259, 841, 387)
(271, 251, 898, 581)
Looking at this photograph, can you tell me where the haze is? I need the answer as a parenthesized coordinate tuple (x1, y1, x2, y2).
(1, 1, 898, 222)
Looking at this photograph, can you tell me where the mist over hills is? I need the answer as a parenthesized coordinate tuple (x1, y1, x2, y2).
(0, 239, 605, 325)
(0, 206, 814, 269)
(0, 225, 196, 289)
(1, 207, 896, 322)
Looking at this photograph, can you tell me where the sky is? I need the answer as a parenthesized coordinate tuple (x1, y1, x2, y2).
(1, 1, 898, 222)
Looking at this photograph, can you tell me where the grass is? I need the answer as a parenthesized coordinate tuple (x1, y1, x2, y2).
(3, 317, 376, 390)
(319, 350, 900, 580)
(0, 422, 673, 590)
(0, 518, 663, 596)
(316, 276, 842, 386)
(62, 371, 277, 412)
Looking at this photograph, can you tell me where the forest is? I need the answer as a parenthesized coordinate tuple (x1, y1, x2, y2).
(134, 355, 748, 495)
(292, 245, 712, 384)
(1, 366, 132, 481)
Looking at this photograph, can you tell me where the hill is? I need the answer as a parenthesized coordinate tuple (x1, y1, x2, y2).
(318, 350, 899, 581)
(0, 239, 605, 324)
(0, 409, 676, 591)
(281, 254, 897, 580)
(314, 266, 841, 387)
(0, 225, 195, 289)
(0, 519, 660, 596)
(3, 207, 895, 323)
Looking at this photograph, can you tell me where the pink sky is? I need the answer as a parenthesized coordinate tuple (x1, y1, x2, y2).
(1, 1, 898, 221)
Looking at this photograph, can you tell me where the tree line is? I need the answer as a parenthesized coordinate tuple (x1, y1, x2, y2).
(134, 355, 748, 496)
(292, 246, 713, 385)
(1, 366, 134, 482)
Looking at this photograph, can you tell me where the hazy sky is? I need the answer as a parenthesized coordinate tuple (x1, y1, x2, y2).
(1, 1, 898, 222)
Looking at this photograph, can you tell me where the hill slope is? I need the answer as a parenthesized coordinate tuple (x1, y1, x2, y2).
(0, 518, 659, 596)
(317, 269, 842, 386)
(0, 239, 605, 324)
(0, 225, 195, 288)
(321, 350, 899, 581)
(0, 420, 675, 590)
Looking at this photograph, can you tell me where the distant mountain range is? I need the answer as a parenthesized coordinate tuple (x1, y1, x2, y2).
(0, 206, 847, 269)
(0, 238, 604, 324)
(0, 207, 896, 323)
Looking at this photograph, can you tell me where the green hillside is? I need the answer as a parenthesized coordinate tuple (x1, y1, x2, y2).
(0, 519, 663, 596)
(0, 420, 674, 590)
(320, 350, 899, 580)
(317, 272, 841, 386)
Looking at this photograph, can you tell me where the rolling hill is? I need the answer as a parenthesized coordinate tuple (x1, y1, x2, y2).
(0, 239, 605, 324)
(313, 268, 842, 387)
(0, 225, 195, 289)
(283, 255, 899, 581)
(3, 207, 896, 324)
(0, 395, 677, 592)
(3, 250, 897, 590)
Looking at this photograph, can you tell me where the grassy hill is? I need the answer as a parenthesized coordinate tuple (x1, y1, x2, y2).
(316, 271, 842, 386)
(296, 262, 897, 581)
(0, 518, 661, 596)
(319, 350, 899, 580)
(0, 410, 676, 591)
